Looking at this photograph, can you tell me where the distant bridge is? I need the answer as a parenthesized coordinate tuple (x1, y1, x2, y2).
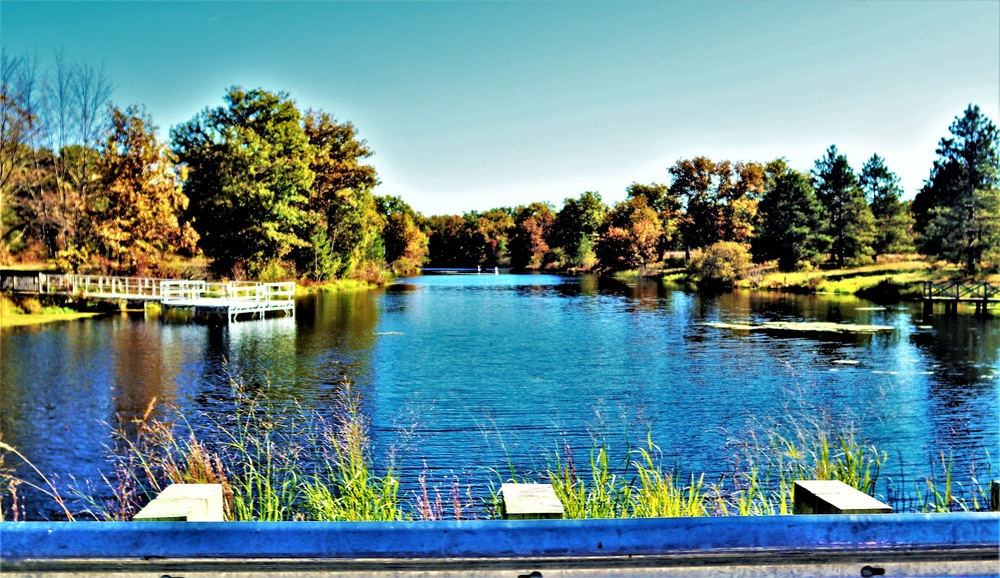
(0, 270, 294, 322)
(922, 280, 998, 315)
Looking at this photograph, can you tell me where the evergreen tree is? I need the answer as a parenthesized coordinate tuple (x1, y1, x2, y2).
(753, 169, 829, 271)
(859, 153, 914, 258)
(912, 104, 1000, 272)
(812, 145, 876, 266)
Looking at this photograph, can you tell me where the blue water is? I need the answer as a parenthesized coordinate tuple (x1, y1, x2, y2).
(2, 274, 998, 519)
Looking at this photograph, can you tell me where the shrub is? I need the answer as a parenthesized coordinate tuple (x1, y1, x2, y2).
(19, 298, 42, 314)
(687, 242, 752, 287)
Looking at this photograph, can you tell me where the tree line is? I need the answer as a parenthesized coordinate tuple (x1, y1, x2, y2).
(422, 105, 999, 278)
(2, 52, 998, 281)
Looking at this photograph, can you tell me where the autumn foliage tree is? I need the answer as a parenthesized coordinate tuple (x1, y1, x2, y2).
(377, 195, 428, 275)
(93, 105, 197, 274)
(668, 157, 763, 252)
(508, 202, 555, 270)
(302, 109, 383, 279)
(595, 195, 663, 271)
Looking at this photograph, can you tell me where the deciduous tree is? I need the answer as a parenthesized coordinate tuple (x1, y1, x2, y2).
(377, 195, 428, 275)
(172, 86, 314, 277)
(667, 157, 763, 252)
(595, 195, 663, 271)
(93, 105, 198, 274)
(508, 202, 555, 270)
(301, 109, 382, 278)
(553, 191, 607, 269)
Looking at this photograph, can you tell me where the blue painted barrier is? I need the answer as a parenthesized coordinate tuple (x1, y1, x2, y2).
(3, 514, 998, 576)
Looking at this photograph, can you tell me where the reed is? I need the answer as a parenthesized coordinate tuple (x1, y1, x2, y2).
(0, 435, 75, 521)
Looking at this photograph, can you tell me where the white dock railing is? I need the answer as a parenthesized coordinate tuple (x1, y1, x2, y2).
(1, 271, 296, 322)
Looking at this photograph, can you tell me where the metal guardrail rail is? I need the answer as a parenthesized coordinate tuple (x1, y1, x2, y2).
(2, 513, 998, 577)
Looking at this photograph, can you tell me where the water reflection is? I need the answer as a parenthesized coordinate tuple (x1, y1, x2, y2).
(1, 275, 997, 519)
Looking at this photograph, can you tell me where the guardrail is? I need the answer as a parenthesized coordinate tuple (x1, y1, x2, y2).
(2, 514, 997, 577)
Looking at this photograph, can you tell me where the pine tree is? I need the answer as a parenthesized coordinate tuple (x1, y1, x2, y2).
(912, 104, 1000, 273)
(812, 145, 876, 266)
(753, 169, 829, 271)
(859, 154, 914, 258)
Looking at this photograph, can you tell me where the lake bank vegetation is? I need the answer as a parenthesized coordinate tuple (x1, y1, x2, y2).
(1, 375, 994, 521)
(3, 52, 998, 289)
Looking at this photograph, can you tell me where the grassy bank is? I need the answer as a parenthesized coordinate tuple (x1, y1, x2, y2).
(639, 257, 999, 302)
(0, 296, 102, 329)
(295, 278, 380, 296)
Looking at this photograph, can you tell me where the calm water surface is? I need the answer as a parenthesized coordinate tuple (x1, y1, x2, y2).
(2, 274, 998, 519)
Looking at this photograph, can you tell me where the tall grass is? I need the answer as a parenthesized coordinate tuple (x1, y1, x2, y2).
(67, 373, 404, 521)
(0, 434, 76, 521)
(2, 373, 993, 520)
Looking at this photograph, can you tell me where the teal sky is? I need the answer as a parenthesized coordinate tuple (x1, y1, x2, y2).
(3, 1, 998, 215)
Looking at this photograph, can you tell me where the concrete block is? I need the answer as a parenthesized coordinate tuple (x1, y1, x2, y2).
(134, 483, 224, 522)
(794, 480, 891, 515)
(500, 483, 564, 520)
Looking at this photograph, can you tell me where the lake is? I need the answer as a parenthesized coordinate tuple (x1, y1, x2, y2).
(2, 273, 998, 519)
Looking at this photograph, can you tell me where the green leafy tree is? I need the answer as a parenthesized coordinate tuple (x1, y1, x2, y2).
(553, 191, 607, 269)
(595, 195, 663, 271)
(171, 86, 314, 277)
(912, 104, 1000, 273)
(753, 169, 829, 271)
(301, 109, 381, 278)
(812, 145, 876, 266)
(93, 104, 198, 274)
(859, 153, 914, 258)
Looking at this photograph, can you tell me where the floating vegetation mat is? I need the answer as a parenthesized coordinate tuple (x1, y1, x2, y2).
(703, 321, 895, 334)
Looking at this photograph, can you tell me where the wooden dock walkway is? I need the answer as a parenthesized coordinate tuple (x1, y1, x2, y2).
(1, 270, 295, 322)
(922, 280, 998, 315)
